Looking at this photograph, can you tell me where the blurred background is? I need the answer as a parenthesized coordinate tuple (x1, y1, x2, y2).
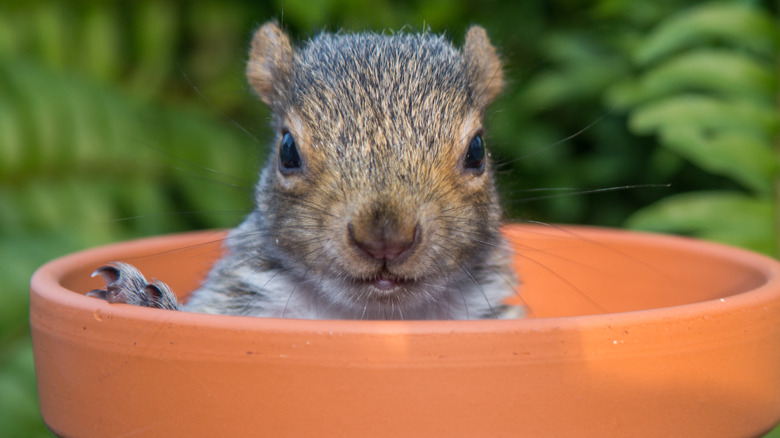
(1, 0, 777, 435)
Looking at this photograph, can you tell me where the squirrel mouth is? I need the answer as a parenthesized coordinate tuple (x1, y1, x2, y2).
(363, 273, 410, 292)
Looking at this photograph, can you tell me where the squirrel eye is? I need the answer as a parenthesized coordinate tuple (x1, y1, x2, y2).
(279, 132, 301, 172)
(463, 134, 485, 172)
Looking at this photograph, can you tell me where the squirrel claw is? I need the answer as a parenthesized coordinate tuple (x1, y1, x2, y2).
(88, 262, 180, 310)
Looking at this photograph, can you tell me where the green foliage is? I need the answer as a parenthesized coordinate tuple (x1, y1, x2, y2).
(628, 191, 775, 255)
(609, 2, 779, 256)
(1, 1, 778, 436)
(632, 2, 777, 64)
(1, 2, 265, 435)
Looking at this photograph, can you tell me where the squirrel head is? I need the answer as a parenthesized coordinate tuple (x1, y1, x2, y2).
(245, 21, 509, 315)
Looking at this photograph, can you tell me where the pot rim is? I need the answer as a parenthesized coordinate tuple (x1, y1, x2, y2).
(30, 225, 780, 335)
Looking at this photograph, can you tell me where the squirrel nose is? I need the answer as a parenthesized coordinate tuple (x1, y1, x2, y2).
(348, 221, 419, 262)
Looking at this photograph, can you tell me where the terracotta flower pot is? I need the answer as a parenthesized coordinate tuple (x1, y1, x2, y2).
(30, 224, 780, 437)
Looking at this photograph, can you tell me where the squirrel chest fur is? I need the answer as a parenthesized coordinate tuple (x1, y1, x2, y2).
(91, 22, 521, 320)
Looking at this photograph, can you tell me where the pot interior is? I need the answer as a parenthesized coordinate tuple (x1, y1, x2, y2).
(57, 225, 770, 318)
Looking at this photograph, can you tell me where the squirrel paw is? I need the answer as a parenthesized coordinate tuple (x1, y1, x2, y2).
(87, 262, 180, 310)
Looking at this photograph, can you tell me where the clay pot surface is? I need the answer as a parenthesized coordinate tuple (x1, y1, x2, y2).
(30, 224, 780, 437)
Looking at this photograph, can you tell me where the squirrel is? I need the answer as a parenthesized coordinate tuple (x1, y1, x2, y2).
(88, 21, 522, 320)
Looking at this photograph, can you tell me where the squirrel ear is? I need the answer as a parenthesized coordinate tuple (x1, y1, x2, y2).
(247, 21, 294, 106)
(463, 26, 504, 106)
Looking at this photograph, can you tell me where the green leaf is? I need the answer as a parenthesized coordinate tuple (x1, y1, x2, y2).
(129, 1, 179, 99)
(626, 191, 775, 256)
(80, 4, 121, 82)
(629, 95, 776, 139)
(611, 49, 775, 107)
(0, 89, 23, 176)
(658, 126, 777, 194)
(635, 2, 777, 65)
(30, 2, 71, 70)
(627, 95, 777, 194)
